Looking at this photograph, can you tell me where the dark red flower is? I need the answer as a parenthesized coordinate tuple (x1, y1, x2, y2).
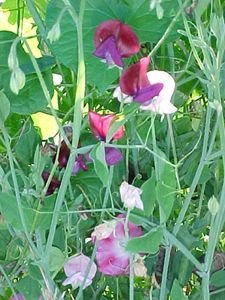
(93, 20, 140, 67)
(56, 140, 88, 174)
(120, 57, 164, 104)
(42, 171, 61, 195)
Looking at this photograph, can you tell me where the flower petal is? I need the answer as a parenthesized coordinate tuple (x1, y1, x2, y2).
(120, 57, 150, 96)
(134, 83, 164, 103)
(94, 19, 140, 62)
(105, 147, 123, 165)
(140, 70, 176, 114)
(93, 36, 124, 67)
(89, 112, 124, 141)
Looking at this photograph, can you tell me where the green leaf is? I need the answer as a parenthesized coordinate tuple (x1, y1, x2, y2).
(155, 148, 176, 223)
(49, 247, 65, 273)
(126, 227, 163, 254)
(170, 279, 188, 300)
(141, 170, 156, 217)
(90, 142, 109, 186)
(0, 91, 10, 127)
(0, 193, 35, 230)
(15, 120, 41, 165)
(210, 270, 225, 288)
(16, 276, 42, 300)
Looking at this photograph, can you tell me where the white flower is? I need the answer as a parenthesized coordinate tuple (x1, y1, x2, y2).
(119, 181, 143, 210)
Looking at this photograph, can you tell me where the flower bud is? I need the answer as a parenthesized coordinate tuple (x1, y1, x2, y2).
(8, 44, 19, 71)
(47, 22, 61, 43)
(208, 195, 219, 216)
(10, 67, 26, 95)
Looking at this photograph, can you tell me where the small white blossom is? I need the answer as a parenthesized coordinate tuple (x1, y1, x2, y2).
(91, 220, 117, 240)
(119, 181, 143, 210)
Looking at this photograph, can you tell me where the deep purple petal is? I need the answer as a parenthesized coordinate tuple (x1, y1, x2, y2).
(134, 83, 164, 104)
(93, 36, 124, 67)
(105, 147, 122, 165)
(72, 155, 88, 175)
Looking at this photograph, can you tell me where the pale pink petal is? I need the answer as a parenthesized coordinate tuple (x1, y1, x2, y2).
(119, 181, 143, 210)
(63, 254, 97, 289)
(91, 221, 116, 240)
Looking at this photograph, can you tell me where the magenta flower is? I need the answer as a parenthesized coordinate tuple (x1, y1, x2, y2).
(113, 57, 177, 115)
(42, 171, 61, 195)
(63, 254, 97, 290)
(89, 111, 124, 166)
(92, 215, 143, 276)
(93, 20, 140, 67)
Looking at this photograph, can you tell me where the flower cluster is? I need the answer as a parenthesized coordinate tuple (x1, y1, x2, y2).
(94, 19, 177, 115)
(60, 19, 177, 291)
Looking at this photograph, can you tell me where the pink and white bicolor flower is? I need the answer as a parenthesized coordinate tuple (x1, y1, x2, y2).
(93, 20, 140, 68)
(63, 254, 97, 290)
(92, 215, 143, 276)
(113, 56, 177, 115)
(89, 111, 124, 166)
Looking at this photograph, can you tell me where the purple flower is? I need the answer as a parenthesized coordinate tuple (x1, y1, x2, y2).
(93, 20, 140, 67)
(63, 254, 97, 289)
(89, 111, 124, 166)
(114, 57, 177, 115)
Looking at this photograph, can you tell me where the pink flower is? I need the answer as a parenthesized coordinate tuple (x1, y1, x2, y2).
(63, 254, 97, 290)
(120, 181, 143, 210)
(93, 20, 140, 67)
(113, 57, 177, 115)
(88, 111, 124, 142)
(92, 215, 143, 276)
(89, 111, 124, 166)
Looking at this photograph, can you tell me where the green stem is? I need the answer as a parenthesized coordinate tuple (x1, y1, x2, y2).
(129, 254, 134, 300)
(45, 0, 86, 255)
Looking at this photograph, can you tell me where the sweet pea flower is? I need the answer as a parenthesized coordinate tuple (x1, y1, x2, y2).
(42, 171, 61, 195)
(120, 181, 143, 210)
(89, 111, 124, 165)
(55, 140, 88, 174)
(113, 57, 177, 115)
(93, 19, 140, 67)
(92, 215, 143, 276)
(63, 254, 97, 290)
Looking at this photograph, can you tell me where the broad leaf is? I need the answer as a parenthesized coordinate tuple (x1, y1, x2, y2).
(90, 142, 109, 186)
(126, 227, 163, 254)
(0, 91, 10, 127)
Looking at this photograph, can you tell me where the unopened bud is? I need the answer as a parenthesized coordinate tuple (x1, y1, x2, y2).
(208, 195, 219, 216)
(8, 44, 19, 71)
(47, 22, 61, 43)
(10, 67, 26, 95)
